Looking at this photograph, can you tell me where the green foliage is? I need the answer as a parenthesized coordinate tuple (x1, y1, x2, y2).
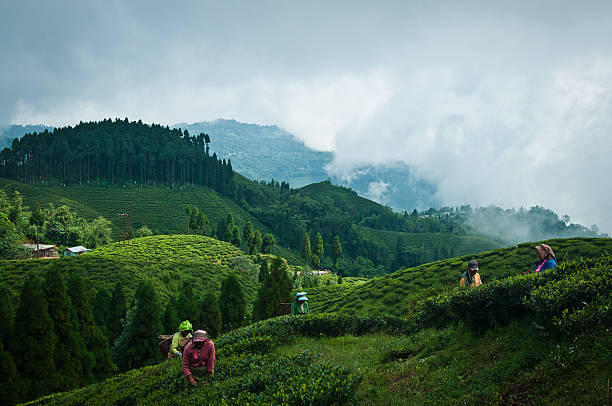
(163, 295, 180, 334)
(0, 342, 19, 406)
(135, 225, 153, 237)
(261, 233, 275, 254)
(0, 284, 14, 345)
(83, 216, 112, 248)
(93, 286, 112, 335)
(44, 268, 84, 391)
(112, 280, 163, 371)
(0, 212, 30, 259)
(12, 274, 57, 401)
(413, 254, 612, 331)
(314, 232, 324, 259)
(253, 257, 292, 321)
(219, 274, 246, 331)
(319, 237, 612, 317)
(197, 293, 223, 338)
(301, 231, 311, 265)
(107, 283, 127, 339)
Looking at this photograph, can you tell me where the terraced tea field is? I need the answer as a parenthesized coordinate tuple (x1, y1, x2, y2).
(0, 235, 260, 307)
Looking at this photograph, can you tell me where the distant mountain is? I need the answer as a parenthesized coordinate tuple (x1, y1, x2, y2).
(0, 124, 54, 148)
(174, 119, 333, 188)
(175, 119, 440, 211)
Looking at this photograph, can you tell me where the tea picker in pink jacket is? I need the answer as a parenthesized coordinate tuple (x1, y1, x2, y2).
(182, 330, 215, 387)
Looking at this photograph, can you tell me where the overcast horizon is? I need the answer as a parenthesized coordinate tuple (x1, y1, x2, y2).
(2, 1, 611, 233)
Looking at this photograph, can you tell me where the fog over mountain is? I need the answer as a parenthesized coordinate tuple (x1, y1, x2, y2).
(1, 1, 611, 232)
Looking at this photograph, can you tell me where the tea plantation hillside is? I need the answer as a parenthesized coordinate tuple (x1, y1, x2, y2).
(314, 237, 612, 316)
(354, 224, 502, 261)
(25, 253, 612, 405)
(0, 235, 260, 307)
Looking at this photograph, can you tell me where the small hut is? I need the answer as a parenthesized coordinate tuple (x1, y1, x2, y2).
(23, 244, 59, 258)
(64, 246, 91, 257)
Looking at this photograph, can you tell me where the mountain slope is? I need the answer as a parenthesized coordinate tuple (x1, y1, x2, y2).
(307, 237, 612, 316)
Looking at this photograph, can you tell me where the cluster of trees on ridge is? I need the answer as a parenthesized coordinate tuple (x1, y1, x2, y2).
(0, 119, 235, 197)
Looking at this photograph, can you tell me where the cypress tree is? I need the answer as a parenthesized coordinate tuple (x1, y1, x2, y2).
(108, 283, 127, 339)
(301, 232, 311, 265)
(177, 280, 199, 322)
(261, 233, 275, 254)
(44, 268, 83, 391)
(67, 274, 114, 382)
(0, 342, 18, 406)
(244, 221, 254, 253)
(93, 286, 112, 335)
(12, 274, 58, 401)
(197, 294, 222, 338)
(332, 236, 343, 270)
(112, 280, 163, 371)
(258, 260, 269, 283)
(314, 232, 324, 261)
(253, 257, 292, 321)
(219, 274, 245, 332)
(163, 295, 180, 333)
(0, 285, 14, 346)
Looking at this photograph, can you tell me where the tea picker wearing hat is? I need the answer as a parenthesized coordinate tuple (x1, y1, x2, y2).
(459, 260, 482, 287)
(182, 330, 216, 386)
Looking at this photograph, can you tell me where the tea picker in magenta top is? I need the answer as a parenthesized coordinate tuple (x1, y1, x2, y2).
(534, 244, 557, 272)
(459, 260, 482, 287)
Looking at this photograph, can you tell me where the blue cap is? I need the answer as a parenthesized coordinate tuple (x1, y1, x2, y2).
(296, 292, 308, 297)
(298, 296, 308, 301)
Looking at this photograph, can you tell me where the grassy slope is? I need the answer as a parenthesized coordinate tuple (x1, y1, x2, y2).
(276, 324, 611, 405)
(313, 237, 612, 316)
(0, 235, 259, 311)
(354, 224, 502, 255)
(0, 177, 301, 263)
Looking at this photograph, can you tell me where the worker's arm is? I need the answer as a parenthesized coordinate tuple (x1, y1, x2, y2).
(205, 340, 216, 373)
(169, 333, 180, 355)
(459, 277, 465, 287)
(182, 345, 192, 377)
(475, 273, 482, 286)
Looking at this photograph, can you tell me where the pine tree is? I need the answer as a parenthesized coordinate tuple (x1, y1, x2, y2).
(12, 274, 58, 401)
(93, 286, 112, 335)
(314, 232, 324, 261)
(253, 257, 293, 321)
(67, 274, 114, 382)
(112, 280, 163, 371)
(301, 232, 311, 265)
(163, 295, 180, 333)
(0, 285, 14, 346)
(253, 230, 263, 254)
(219, 274, 245, 332)
(262, 233, 275, 254)
(244, 221, 254, 253)
(177, 280, 199, 322)
(44, 268, 83, 391)
(312, 254, 320, 268)
(197, 294, 222, 338)
(0, 342, 18, 406)
(258, 260, 269, 283)
(332, 236, 343, 270)
(108, 283, 127, 338)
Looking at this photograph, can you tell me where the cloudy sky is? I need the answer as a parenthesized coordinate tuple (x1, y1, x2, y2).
(2, 1, 612, 232)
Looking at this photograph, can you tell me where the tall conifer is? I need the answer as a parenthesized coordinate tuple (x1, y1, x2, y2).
(108, 283, 127, 338)
(12, 274, 57, 401)
(219, 274, 245, 331)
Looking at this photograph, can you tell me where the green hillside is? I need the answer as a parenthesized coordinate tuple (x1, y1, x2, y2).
(311, 237, 612, 316)
(0, 235, 259, 308)
(25, 252, 612, 405)
(355, 224, 502, 259)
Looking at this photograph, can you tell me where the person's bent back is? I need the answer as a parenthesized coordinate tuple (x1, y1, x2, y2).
(182, 330, 215, 387)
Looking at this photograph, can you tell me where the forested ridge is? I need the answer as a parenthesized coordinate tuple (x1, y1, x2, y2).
(0, 118, 234, 196)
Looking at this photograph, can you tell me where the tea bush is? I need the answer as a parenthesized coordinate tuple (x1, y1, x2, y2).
(413, 254, 611, 330)
(25, 313, 391, 405)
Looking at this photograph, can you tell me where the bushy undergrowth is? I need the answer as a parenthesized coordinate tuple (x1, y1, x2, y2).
(414, 254, 612, 332)
(27, 313, 410, 405)
(322, 237, 612, 317)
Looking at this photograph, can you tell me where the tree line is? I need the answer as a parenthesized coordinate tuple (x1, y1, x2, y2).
(0, 118, 235, 197)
